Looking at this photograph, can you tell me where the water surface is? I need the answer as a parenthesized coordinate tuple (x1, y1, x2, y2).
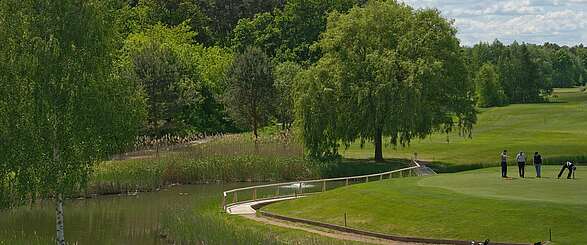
(0, 183, 254, 245)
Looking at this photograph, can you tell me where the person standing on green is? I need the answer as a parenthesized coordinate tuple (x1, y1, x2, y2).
(516, 151, 526, 178)
(533, 152, 543, 178)
(500, 150, 508, 178)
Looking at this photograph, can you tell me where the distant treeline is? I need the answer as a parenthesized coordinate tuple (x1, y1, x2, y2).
(465, 41, 587, 107)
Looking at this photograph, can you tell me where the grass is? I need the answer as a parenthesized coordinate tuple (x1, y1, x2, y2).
(342, 87, 587, 168)
(264, 166, 587, 244)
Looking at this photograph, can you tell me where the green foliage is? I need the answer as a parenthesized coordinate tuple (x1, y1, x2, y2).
(274, 62, 302, 128)
(196, 0, 284, 46)
(0, 0, 145, 205)
(223, 47, 276, 138)
(231, 0, 360, 64)
(467, 41, 587, 106)
(475, 63, 505, 107)
(115, 0, 213, 44)
(119, 23, 235, 135)
(296, 1, 476, 161)
(552, 48, 584, 87)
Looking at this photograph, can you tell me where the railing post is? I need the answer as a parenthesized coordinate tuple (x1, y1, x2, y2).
(379, 174, 383, 181)
(389, 172, 393, 179)
(253, 188, 257, 201)
(299, 182, 303, 194)
(233, 192, 238, 202)
(322, 180, 326, 192)
(345, 178, 349, 186)
(222, 193, 226, 211)
(365, 176, 369, 183)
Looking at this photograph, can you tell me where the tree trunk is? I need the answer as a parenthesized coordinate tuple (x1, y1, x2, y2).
(56, 193, 65, 245)
(53, 144, 65, 245)
(374, 127, 383, 162)
(252, 115, 259, 141)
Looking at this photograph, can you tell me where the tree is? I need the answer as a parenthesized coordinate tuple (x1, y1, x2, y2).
(274, 61, 302, 129)
(117, 0, 214, 44)
(196, 0, 283, 45)
(475, 64, 505, 107)
(223, 47, 276, 139)
(231, 0, 360, 64)
(120, 23, 202, 137)
(552, 48, 582, 88)
(0, 0, 146, 244)
(296, 1, 476, 161)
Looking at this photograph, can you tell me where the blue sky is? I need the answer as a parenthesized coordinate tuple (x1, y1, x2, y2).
(401, 0, 587, 46)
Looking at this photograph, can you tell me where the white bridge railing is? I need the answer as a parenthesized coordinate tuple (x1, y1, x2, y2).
(222, 160, 432, 211)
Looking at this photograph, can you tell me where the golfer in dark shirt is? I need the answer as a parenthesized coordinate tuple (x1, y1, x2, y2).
(533, 152, 542, 178)
(558, 161, 576, 179)
(500, 150, 508, 178)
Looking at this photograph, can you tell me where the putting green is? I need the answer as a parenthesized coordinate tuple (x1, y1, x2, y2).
(264, 166, 587, 244)
(419, 166, 586, 205)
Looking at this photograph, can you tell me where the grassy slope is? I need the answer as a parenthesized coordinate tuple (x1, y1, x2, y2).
(343, 87, 587, 166)
(265, 166, 587, 244)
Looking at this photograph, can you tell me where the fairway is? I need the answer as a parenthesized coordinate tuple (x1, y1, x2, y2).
(343, 87, 587, 166)
(264, 166, 587, 244)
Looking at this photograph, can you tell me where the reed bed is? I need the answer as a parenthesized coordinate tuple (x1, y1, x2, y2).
(89, 155, 318, 195)
(88, 133, 406, 196)
(88, 132, 313, 195)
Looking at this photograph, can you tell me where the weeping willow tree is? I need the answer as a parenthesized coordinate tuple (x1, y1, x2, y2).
(295, 0, 477, 161)
(0, 0, 146, 244)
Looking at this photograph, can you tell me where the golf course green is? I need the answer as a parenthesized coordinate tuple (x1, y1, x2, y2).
(264, 166, 586, 244)
(343, 87, 587, 167)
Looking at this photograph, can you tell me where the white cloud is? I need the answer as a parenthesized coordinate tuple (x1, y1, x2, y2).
(401, 0, 587, 46)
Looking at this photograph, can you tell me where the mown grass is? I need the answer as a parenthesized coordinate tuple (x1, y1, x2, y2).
(343, 87, 587, 169)
(265, 166, 587, 245)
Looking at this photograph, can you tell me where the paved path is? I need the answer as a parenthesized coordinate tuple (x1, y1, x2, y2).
(225, 196, 302, 214)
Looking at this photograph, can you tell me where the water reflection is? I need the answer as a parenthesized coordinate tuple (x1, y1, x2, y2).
(0, 183, 255, 245)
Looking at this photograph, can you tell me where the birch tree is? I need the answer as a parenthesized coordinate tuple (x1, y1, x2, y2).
(0, 1, 146, 244)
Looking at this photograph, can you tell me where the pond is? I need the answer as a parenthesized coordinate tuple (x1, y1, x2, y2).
(0, 183, 254, 245)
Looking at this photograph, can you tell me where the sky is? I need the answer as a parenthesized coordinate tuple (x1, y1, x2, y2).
(400, 0, 587, 46)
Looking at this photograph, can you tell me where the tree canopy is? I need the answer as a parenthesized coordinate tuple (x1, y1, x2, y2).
(223, 47, 276, 139)
(295, 0, 476, 161)
(0, 0, 146, 243)
(475, 63, 505, 108)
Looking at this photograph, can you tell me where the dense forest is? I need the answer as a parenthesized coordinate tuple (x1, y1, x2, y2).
(110, 0, 587, 138)
(4, 0, 587, 145)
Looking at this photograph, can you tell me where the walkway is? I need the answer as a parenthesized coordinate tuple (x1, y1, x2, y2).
(225, 196, 302, 215)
